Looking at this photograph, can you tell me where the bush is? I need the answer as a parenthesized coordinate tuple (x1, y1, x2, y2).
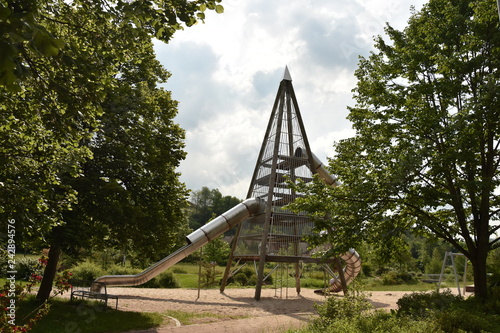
(155, 271, 179, 288)
(483, 286, 500, 314)
(396, 290, 462, 319)
(311, 293, 373, 330)
(361, 263, 373, 277)
(434, 308, 494, 333)
(140, 271, 179, 289)
(0, 248, 8, 276)
(381, 271, 418, 285)
(16, 257, 43, 281)
(70, 261, 104, 281)
(381, 271, 400, 285)
(356, 311, 442, 333)
(232, 272, 248, 286)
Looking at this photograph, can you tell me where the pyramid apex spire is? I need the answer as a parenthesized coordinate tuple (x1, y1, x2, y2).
(282, 66, 292, 81)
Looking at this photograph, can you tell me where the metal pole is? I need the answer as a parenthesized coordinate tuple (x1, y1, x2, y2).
(197, 248, 203, 300)
(462, 256, 468, 295)
(450, 253, 461, 296)
(438, 252, 449, 291)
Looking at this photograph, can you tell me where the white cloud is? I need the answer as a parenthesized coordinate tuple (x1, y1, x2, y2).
(155, 0, 427, 198)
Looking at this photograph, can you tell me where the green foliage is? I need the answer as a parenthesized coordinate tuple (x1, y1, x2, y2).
(16, 257, 44, 281)
(70, 262, 105, 281)
(202, 236, 230, 265)
(0, 0, 224, 91)
(433, 308, 495, 333)
(381, 271, 418, 285)
(226, 266, 267, 287)
(487, 247, 500, 288)
(1, 0, 223, 301)
(188, 187, 242, 232)
(299, 311, 442, 333)
(299, 290, 500, 333)
(310, 293, 373, 331)
(288, 0, 500, 301)
(232, 272, 249, 286)
(396, 290, 462, 319)
(0, 248, 8, 276)
(140, 271, 179, 289)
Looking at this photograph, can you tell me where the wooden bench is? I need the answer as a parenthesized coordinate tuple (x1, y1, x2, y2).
(70, 280, 118, 310)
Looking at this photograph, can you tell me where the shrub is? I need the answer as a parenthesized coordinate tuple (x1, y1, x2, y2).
(140, 271, 179, 289)
(247, 275, 257, 286)
(434, 308, 494, 333)
(225, 266, 274, 286)
(361, 263, 373, 277)
(70, 261, 104, 281)
(305, 307, 443, 333)
(0, 248, 8, 276)
(232, 272, 248, 286)
(311, 293, 373, 330)
(308, 271, 326, 280)
(155, 271, 180, 288)
(381, 271, 418, 285)
(356, 311, 442, 333)
(396, 290, 462, 318)
(241, 267, 254, 278)
(16, 257, 43, 281)
(483, 286, 500, 314)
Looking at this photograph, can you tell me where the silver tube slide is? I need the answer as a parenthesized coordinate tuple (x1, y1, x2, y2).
(310, 152, 341, 187)
(94, 198, 262, 287)
(294, 147, 340, 187)
(327, 249, 362, 292)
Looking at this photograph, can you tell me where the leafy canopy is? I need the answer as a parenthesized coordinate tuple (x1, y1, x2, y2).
(0, 0, 222, 244)
(289, 0, 500, 299)
(0, 0, 223, 91)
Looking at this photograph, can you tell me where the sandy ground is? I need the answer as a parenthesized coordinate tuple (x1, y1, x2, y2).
(79, 287, 419, 333)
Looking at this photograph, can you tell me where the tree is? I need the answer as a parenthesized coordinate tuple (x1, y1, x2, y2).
(189, 187, 241, 231)
(289, 0, 499, 301)
(0, 0, 223, 301)
(0, 0, 223, 91)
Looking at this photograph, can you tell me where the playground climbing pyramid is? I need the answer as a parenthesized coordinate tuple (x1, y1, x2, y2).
(222, 67, 328, 299)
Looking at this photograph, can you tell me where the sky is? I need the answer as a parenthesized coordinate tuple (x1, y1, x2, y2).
(154, 0, 428, 199)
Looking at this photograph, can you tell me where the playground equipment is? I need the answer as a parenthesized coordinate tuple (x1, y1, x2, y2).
(438, 251, 470, 296)
(220, 67, 360, 299)
(95, 67, 361, 298)
(94, 198, 264, 286)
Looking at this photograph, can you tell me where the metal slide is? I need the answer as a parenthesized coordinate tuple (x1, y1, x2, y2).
(309, 152, 362, 292)
(94, 198, 263, 287)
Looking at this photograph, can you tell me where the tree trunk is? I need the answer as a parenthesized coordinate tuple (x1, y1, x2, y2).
(36, 243, 62, 302)
(470, 246, 489, 302)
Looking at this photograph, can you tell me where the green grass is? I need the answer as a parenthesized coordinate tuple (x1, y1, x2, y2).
(163, 309, 248, 325)
(0, 278, 31, 287)
(174, 272, 201, 288)
(16, 296, 163, 333)
(168, 262, 219, 288)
